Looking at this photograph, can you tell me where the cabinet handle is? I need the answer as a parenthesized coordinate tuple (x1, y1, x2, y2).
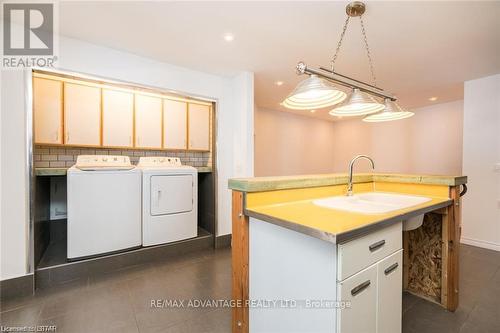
(55, 131, 59, 141)
(66, 132, 70, 143)
(156, 190, 161, 207)
(384, 263, 399, 275)
(351, 280, 371, 296)
(369, 240, 385, 252)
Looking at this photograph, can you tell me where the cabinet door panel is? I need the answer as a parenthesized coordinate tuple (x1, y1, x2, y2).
(64, 83, 101, 146)
(163, 99, 187, 150)
(188, 103, 210, 151)
(135, 94, 162, 149)
(34, 77, 63, 144)
(150, 175, 193, 215)
(102, 89, 133, 147)
(337, 264, 377, 333)
(377, 250, 402, 333)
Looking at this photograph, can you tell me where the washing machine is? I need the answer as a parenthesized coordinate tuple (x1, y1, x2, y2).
(137, 156, 198, 246)
(67, 155, 141, 259)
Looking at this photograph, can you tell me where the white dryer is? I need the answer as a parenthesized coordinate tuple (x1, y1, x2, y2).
(137, 157, 198, 246)
(67, 155, 141, 259)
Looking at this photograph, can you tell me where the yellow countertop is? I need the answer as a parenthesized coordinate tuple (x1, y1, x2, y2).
(246, 193, 451, 243)
(235, 179, 461, 243)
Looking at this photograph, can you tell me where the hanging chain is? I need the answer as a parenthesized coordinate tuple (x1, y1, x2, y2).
(360, 15, 377, 86)
(330, 16, 350, 72)
(330, 13, 379, 87)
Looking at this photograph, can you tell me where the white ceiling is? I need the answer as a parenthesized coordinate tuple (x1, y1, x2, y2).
(59, 1, 500, 121)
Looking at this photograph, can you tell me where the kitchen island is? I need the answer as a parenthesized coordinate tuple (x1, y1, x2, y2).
(228, 173, 467, 333)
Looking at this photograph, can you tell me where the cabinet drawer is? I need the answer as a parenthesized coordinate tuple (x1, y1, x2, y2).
(337, 263, 377, 333)
(338, 222, 402, 281)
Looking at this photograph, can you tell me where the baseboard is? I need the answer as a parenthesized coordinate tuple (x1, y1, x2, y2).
(215, 234, 231, 249)
(0, 274, 34, 301)
(461, 237, 500, 252)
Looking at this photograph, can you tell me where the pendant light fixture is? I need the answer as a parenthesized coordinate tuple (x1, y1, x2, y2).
(282, 74, 347, 110)
(363, 98, 414, 122)
(329, 88, 384, 116)
(282, 1, 412, 122)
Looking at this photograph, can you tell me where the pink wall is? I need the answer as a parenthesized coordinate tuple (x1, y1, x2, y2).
(255, 100, 463, 177)
(254, 108, 336, 176)
(330, 100, 464, 175)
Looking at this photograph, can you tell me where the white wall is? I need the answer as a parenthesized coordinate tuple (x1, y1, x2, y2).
(217, 72, 254, 235)
(0, 36, 254, 280)
(1, 70, 30, 280)
(254, 108, 336, 176)
(462, 74, 500, 251)
(330, 100, 464, 175)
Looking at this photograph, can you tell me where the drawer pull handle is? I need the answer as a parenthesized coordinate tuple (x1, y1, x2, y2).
(351, 280, 371, 296)
(384, 263, 399, 275)
(369, 240, 385, 252)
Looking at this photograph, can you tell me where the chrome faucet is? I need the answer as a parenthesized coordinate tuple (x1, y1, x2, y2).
(347, 155, 375, 196)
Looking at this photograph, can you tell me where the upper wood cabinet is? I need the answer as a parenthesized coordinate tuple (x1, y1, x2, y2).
(102, 89, 134, 148)
(163, 99, 187, 150)
(32, 73, 213, 152)
(64, 83, 101, 146)
(135, 94, 162, 149)
(33, 77, 63, 144)
(188, 103, 210, 151)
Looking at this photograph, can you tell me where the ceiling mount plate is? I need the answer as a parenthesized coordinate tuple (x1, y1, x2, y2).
(346, 1, 366, 17)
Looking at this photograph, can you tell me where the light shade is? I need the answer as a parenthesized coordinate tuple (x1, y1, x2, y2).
(363, 99, 414, 122)
(329, 88, 385, 116)
(282, 75, 347, 110)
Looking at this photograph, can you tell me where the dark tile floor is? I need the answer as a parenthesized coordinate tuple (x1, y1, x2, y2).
(403, 244, 500, 333)
(1, 244, 499, 332)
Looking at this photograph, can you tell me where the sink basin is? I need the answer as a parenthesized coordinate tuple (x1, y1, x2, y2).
(312, 192, 431, 214)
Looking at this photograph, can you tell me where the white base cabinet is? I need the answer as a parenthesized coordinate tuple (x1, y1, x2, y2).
(249, 219, 403, 333)
(337, 223, 403, 333)
(337, 250, 402, 333)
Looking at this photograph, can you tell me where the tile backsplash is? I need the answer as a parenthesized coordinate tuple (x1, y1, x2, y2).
(34, 145, 211, 168)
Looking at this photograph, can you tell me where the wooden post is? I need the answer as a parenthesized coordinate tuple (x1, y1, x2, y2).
(232, 191, 249, 333)
(443, 186, 461, 311)
(441, 210, 449, 307)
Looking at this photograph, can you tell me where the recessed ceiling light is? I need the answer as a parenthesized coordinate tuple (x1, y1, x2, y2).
(223, 33, 234, 42)
(275, 81, 284, 86)
(429, 96, 438, 101)
(310, 110, 316, 113)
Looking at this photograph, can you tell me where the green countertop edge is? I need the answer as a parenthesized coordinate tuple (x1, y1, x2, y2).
(229, 173, 467, 192)
(35, 166, 213, 176)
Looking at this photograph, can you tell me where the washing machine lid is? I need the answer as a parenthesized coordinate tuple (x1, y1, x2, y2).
(75, 155, 134, 171)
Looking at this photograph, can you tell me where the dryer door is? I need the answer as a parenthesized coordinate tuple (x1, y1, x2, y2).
(150, 174, 193, 216)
